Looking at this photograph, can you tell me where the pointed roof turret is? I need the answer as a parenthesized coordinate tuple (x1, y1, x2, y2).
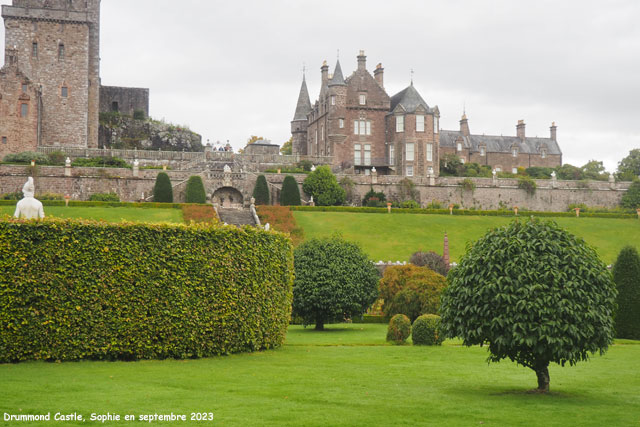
(293, 75, 312, 121)
(390, 84, 430, 113)
(328, 60, 346, 87)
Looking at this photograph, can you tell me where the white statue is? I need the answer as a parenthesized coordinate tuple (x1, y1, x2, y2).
(311, 165, 316, 172)
(65, 157, 71, 167)
(265, 223, 270, 231)
(551, 171, 557, 179)
(224, 164, 232, 173)
(14, 177, 45, 220)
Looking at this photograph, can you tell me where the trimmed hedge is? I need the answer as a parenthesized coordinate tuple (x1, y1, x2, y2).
(88, 192, 120, 202)
(0, 200, 191, 209)
(253, 175, 270, 205)
(280, 175, 301, 206)
(185, 176, 207, 204)
(153, 172, 174, 203)
(386, 314, 411, 344)
(290, 205, 637, 219)
(0, 219, 294, 362)
(613, 246, 640, 339)
(412, 314, 444, 346)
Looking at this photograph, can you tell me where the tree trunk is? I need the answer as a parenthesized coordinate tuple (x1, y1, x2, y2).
(315, 320, 324, 331)
(535, 364, 550, 392)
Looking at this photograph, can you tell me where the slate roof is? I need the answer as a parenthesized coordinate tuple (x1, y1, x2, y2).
(293, 76, 312, 121)
(439, 130, 562, 155)
(328, 60, 346, 86)
(390, 84, 430, 113)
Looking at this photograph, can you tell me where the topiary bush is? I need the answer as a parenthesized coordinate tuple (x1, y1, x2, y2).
(185, 175, 206, 204)
(280, 175, 301, 206)
(253, 175, 270, 205)
(386, 314, 411, 344)
(612, 246, 640, 339)
(302, 166, 345, 206)
(153, 172, 173, 203)
(379, 265, 447, 322)
(292, 236, 379, 330)
(0, 219, 294, 362)
(410, 251, 449, 276)
(412, 314, 444, 346)
(88, 192, 120, 202)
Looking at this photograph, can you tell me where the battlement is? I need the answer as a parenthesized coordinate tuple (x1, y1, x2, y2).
(2, 2, 98, 24)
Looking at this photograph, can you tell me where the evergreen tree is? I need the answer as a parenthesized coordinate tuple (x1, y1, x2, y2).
(613, 246, 640, 339)
(185, 175, 206, 204)
(153, 172, 173, 203)
(280, 175, 301, 206)
(620, 179, 640, 209)
(253, 175, 270, 205)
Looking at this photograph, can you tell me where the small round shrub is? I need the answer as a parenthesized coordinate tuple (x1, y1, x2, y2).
(410, 251, 449, 276)
(386, 314, 411, 344)
(412, 314, 444, 346)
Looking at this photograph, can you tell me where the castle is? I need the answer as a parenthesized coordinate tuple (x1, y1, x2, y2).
(292, 51, 562, 177)
(0, 0, 148, 157)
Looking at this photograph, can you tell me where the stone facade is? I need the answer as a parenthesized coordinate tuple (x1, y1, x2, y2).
(100, 86, 149, 118)
(292, 51, 561, 177)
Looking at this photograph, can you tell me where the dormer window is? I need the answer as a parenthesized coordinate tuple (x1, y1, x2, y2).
(396, 115, 404, 133)
(541, 148, 547, 159)
(457, 142, 462, 152)
(512, 147, 518, 157)
(359, 94, 366, 105)
(480, 146, 486, 156)
(416, 115, 425, 132)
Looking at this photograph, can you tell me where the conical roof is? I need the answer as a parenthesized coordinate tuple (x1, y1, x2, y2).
(390, 83, 430, 113)
(328, 60, 347, 86)
(293, 75, 312, 121)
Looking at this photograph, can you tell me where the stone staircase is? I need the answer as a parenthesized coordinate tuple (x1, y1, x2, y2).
(217, 208, 257, 227)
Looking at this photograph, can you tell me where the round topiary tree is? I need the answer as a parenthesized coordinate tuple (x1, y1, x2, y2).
(280, 175, 301, 206)
(292, 236, 379, 330)
(386, 314, 411, 344)
(153, 172, 173, 203)
(409, 251, 449, 276)
(302, 166, 346, 206)
(440, 219, 617, 392)
(379, 265, 447, 322)
(612, 246, 640, 339)
(253, 175, 270, 205)
(185, 175, 206, 204)
(412, 314, 444, 346)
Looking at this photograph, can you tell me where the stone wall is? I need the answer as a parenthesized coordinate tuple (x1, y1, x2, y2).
(100, 86, 149, 117)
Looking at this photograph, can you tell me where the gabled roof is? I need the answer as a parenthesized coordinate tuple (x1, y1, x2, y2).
(390, 83, 430, 113)
(439, 130, 562, 155)
(292, 75, 312, 121)
(328, 60, 346, 87)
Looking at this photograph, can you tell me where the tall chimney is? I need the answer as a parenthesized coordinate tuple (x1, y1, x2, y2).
(357, 50, 367, 72)
(550, 122, 557, 142)
(460, 114, 470, 137)
(517, 120, 526, 140)
(321, 60, 329, 85)
(374, 63, 384, 88)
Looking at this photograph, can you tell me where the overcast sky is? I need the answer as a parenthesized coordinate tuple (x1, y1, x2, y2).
(2, 0, 639, 171)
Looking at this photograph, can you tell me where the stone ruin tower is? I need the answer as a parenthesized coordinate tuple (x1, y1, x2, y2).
(1, 0, 101, 151)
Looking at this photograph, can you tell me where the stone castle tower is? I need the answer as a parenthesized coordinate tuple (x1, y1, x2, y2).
(1, 0, 101, 154)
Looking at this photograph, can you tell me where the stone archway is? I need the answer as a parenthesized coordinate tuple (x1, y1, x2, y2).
(212, 187, 244, 209)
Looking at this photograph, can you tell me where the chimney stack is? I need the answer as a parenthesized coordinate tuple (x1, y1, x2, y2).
(374, 63, 384, 88)
(517, 120, 526, 140)
(550, 122, 557, 142)
(321, 60, 329, 85)
(460, 114, 470, 137)
(357, 50, 367, 71)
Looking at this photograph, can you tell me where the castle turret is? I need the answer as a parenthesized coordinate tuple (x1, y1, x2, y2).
(328, 60, 346, 87)
(460, 114, 470, 137)
(291, 74, 312, 155)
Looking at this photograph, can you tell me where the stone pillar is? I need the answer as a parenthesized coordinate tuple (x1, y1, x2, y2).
(372, 167, 377, 184)
(133, 159, 139, 178)
(551, 171, 557, 188)
(492, 169, 498, 187)
(64, 157, 72, 177)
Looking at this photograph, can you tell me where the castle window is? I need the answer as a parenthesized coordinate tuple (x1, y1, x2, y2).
(416, 115, 425, 132)
(512, 147, 518, 157)
(21, 103, 28, 117)
(354, 144, 362, 166)
(427, 143, 433, 162)
(396, 115, 404, 133)
(460, 158, 466, 164)
(32, 42, 38, 58)
(406, 165, 414, 177)
(61, 86, 68, 98)
(389, 145, 394, 164)
(2, 137, 7, 145)
(22, 83, 28, 93)
(359, 94, 366, 105)
(364, 144, 371, 166)
(321, 126, 324, 141)
(480, 146, 486, 156)
(339, 119, 344, 129)
(331, 96, 336, 106)
(434, 117, 439, 134)
(111, 101, 119, 112)
(457, 142, 462, 152)
(354, 120, 371, 135)
(365, 121, 371, 135)
(541, 148, 547, 159)
(406, 143, 414, 162)
(58, 44, 65, 60)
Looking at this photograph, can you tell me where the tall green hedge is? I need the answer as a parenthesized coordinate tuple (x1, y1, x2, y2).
(153, 172, 173, 203)
(280, 175, 301, 206)
(613, 246, 640, 339)
(253, 175, 270, 205)
(185, 175, 207, 204)
(0, 219, 294, 362)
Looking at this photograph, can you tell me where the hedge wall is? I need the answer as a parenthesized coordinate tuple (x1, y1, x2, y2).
(0, 219, 294, 362)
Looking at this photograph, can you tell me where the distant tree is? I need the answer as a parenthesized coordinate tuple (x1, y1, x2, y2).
(620, 180, 640, 209)
(554, 163, 584, 181)
(280, 175, 301, 206)
(409, 251, 449, 276)
(252, 175, 270, 205)
(339, 176, 357, 205)
(292, 237, 379, 330)
(247, 135, 265, 145)
(302, 166, 345, 206)
(440, 219, 616, 392)
(439, 153, 462, 176)
(612, 246, 640, 339)
(525, 167, 554, 179)
(185, 175, 206, 204)
(581, 160, 608, 181)
(153, 172, 173, 203)
(362, 188, 386, 207)
(617, 149, 640, 181)
(280, 137, 293, 155)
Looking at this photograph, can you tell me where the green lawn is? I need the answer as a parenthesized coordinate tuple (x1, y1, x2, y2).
(1, 324, 638, 426)
(294, 212, 640, 264)
(1, 206, 183, 224)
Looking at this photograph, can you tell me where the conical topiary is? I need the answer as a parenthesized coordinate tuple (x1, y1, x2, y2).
(613, 246, 640, 339)
(253, 175, 270, 205)
(280, 175, 301, 206)
(185, 175, 206, 204)
(153, 172, 173, 203)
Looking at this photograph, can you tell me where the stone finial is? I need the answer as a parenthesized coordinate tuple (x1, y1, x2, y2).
(224, 164, 232, 173)
(372, 167, 377, 174)
(551, 171, 557, 178)
(65, 157, 71, 167)
(492, 169, 497, 176)
(311, 165, 316, 172)
(133, 159, 139, 167)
